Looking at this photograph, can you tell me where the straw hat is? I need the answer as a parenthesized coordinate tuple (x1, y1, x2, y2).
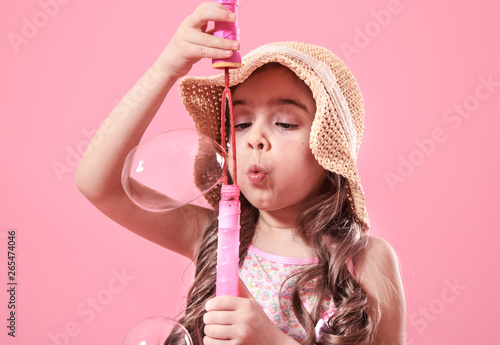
(179, 41, 370, 232)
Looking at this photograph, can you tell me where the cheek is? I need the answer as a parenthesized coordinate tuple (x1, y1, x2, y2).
(283, 137, 313, 161)
(289, 145, 324, 181)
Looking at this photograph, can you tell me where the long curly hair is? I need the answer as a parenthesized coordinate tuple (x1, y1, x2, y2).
(170, 171, 380, 345)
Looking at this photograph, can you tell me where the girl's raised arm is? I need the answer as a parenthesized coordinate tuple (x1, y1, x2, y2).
(75, 2, 240, 260)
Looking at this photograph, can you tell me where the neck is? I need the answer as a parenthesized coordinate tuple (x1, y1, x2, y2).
(252, 208, 314, 258)
(258, 207, 297, 230)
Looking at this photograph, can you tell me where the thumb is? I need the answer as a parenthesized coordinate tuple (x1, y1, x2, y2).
(237, 278, 254, 299)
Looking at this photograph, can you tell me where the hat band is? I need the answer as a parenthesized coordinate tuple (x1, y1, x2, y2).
(244, 45, 358, 159)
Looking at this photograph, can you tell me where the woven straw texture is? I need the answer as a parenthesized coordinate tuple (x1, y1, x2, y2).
(179, 41, 370, 231)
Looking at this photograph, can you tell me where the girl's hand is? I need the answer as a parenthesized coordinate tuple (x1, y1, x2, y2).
(202, 279, 299, 345)
(158, 1, 240, 79)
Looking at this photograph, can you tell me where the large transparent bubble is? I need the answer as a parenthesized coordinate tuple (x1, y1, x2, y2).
(122, 316, 192, 345)
(121, 129, 225, 211)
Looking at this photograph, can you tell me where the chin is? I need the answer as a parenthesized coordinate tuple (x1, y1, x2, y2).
(243, 194, 276, 211)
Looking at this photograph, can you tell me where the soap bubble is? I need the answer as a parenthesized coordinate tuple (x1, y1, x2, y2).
(122, 316, 192, 345)
(122, 129, 225, 212)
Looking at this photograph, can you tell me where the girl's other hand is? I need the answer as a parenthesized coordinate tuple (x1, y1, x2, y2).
(202, 279, 299, 345)
(158, 1, 240, 79)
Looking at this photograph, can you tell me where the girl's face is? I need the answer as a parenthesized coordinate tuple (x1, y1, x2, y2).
(230, 65, 325, 214)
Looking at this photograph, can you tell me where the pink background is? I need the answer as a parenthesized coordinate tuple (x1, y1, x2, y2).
(2, 0, 499, 344)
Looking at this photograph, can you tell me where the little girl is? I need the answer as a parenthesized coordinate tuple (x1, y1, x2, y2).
(76, 2, 405, 344)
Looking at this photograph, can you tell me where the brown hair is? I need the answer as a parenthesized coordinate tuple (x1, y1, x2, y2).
(173, 171, 378, 345)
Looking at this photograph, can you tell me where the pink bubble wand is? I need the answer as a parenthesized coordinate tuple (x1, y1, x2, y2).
(212, 0, 242, 297)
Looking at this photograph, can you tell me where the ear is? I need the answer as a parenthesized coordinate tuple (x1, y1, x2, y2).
(238, 278, 254, 299)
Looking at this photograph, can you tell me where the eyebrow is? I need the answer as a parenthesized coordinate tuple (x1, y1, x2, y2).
(233, 97, 310, 113)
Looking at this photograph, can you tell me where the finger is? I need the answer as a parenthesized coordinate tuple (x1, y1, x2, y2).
(204, 324, 233, 340)
(203, 335, 231, 345)
(205, 295, 241, 312)
(203, 310, 234, 325)
(184, 28, 240, 52)
(187, 1, 237, 29)
(180, 41, 234, 61)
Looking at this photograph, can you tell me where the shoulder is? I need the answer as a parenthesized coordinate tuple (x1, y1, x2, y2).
(354, 235, 406, 344)
(356, 236, 400, 278)
(354, 235, 404, 303)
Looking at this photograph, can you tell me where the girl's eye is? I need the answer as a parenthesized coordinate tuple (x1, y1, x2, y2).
(276, 123, 298, 129)
(235, 122, 252, 130)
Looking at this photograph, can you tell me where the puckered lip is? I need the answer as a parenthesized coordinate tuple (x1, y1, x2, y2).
(246, 164, 268, 175)
(246, 164, 268, 184)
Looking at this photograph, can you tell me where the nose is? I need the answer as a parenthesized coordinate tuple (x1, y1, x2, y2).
(246, 123, 271, 151)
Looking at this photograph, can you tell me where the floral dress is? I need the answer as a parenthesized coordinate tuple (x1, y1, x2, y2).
(239, 245, 337, 343)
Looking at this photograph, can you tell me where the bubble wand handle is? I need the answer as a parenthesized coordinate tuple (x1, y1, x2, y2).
(216, 184, 241, 296)
(216, 72, 240, 297)
(212, 0, 241, 69)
